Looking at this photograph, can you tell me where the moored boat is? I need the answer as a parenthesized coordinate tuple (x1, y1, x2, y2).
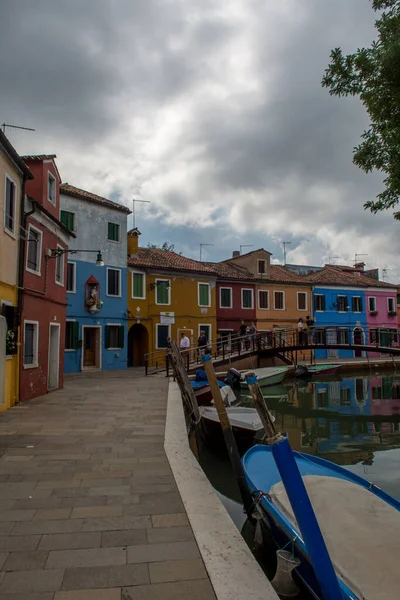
(200, 406, 274, 447)
(295, 364, 341, 378)
(242, 444, 400, 600)
(240, 366, 289, 389)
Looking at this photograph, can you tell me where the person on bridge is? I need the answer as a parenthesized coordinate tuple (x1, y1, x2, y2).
(306, 315, 315, 344)
(298, 318, 305, 346)
(179, 332, 190, 350)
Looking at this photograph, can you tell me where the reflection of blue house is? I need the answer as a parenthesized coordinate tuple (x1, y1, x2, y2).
(306, 269, 368, 359)
(61, 184, 131, 373)
(315, 377, 372, 453)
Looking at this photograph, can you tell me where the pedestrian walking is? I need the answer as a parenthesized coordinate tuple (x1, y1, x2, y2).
(306, 315, 315, 344)
(248, 321, 257, 349)
(198, 330, 208, 357)
(239, 320, 247, 350)
(297, 318, 305, 346)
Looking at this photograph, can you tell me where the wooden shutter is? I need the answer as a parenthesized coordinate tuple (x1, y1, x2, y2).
(105, 325, 111, 349)
(118, 326, 124, 349)
(72, 322, 80, 349)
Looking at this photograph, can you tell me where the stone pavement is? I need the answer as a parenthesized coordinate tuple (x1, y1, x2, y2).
(0, 369, 216, 600)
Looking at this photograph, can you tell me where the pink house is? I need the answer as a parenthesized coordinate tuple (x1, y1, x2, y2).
(365, 288, 398, 354)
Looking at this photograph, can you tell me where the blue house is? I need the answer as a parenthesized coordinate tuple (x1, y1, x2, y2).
(306, 268, 368, 359)
(60, 184, 131, 373)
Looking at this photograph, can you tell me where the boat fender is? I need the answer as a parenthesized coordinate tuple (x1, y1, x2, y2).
(271, 549, 300, 598)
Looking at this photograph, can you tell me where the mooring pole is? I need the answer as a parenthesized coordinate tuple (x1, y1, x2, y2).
(201, 354, 254, 517)
(271, 438, 343, 600)
(245, 374, 281, 442)
(245, 377, 343, 600)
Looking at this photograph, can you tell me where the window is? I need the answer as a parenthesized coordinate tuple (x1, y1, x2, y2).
(105, 325, 124, 349)
(198, 283, 211, 307)
(48, 172, 56, 205)
(155, 279, 170, 305)
(397, 293, 400, 306)
(368, 297, 377, 312)
(257, 260, 266, 274)
(388, 297, 396, 313)
(60, 210, 75, 232)
(26, 225, 42, 274)
(108, 222, 120, 242)
(220, 287, 232, 308)
(352, 296, 362, 313)
(23, 321, 38, 366)
(314, 328, 325, 345)
(242, 288, 254, 309)
(67, 262, 76, 293)
(55, 246, 64, 286)
(297, 292, 307, 311)
(198, 324, 211, 341)
(156, 324, 170, 349)
(340, 388, 351, 406)
(370, 328, 378, 344)
(314, 294, 325, 311)
(258, 290, 269, 310)
(1, 302, 17, 356)
(274, 291, 285, 310)
(65, 321, 79, 350)
(337, 295, 347, 312)
(5, 175, 16, 233)
(132, 272, 145, 299)
(107, 268, 121, 297)
(337, 328, 348, 344)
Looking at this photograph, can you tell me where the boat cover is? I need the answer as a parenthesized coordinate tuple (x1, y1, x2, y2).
(190, 380, 226, 390)
(270, 475, 400, 600)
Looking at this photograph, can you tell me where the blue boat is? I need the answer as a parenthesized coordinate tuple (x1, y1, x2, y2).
(243, 445, 400, 600)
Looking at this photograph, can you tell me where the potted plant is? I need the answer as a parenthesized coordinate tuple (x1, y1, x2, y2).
(6, 330, 17, 355)
(370, 310, 378, 316)
(388, 311, 397, 317)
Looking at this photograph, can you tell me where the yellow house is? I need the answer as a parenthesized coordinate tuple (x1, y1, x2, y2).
(0, 131, 33, 410)
(127, 229, 217, 366)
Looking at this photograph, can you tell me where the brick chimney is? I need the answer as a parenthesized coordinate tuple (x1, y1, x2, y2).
(128, 228, 141, 256)
(232, 250, 240, 258)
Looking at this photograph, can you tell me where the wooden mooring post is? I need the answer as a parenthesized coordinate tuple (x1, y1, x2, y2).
(201, 354, 254, 517)
(245, 372, 282, 443)
(169, 341, 200, 423)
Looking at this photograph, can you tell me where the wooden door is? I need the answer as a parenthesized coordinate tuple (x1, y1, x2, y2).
(84, 328, 96, 367)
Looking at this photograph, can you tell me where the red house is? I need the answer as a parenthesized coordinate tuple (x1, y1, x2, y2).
(19, 155, 74, 401)
(211, 262, 256, 337)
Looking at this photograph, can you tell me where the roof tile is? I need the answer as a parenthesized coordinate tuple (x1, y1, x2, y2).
(129, 248, 217, 275)
(60, 183, 131, 214)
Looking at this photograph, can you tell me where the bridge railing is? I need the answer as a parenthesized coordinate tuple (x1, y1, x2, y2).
(144, 324, 400, 375)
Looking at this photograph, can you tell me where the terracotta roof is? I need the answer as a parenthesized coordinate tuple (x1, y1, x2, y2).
(22, 154, 57, 161)
(129, 248, 217, 275)
(60, 183, 131, 214)
(269, 265, 310, 284)
(205, 261, 255, 281)
(0, 132, 33, 179)
(305, 266, 396, 289)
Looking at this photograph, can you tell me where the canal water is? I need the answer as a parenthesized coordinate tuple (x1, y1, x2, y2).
(196, 369, 400, 596)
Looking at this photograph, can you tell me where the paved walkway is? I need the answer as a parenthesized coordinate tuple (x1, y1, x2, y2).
(0, 370, 216, 600)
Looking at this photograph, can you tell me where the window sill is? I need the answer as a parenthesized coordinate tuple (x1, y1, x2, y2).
(6, 355, 14, 361)
(220, 306, 233, 309)
(26, 267, 41, 277)
(4, 227, 17, 240)
(55, 281, 64, 287)
(241, 307, 254, 310)
(106, 294, 122, 298)
(107, 347, 122, 351)
(67, 290, 76, 294)
(155, 303, 171, 306)
(23, 363, 39, 370)
(65, 349, 77, 352)
(273, 308, 285, 311)
(198, 305, 211, 309)
(132, 296, 146, 300)
(108, 239, 121, 244)
(258, 307, 270, 311)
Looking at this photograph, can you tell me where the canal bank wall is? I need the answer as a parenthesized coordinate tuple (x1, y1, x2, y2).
(165, 380, 279, 600)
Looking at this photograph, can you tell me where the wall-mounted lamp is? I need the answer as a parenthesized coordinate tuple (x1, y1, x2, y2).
(49, 248, 104, 267)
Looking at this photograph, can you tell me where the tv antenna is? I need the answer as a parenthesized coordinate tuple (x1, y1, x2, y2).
(200, 244, 213, 262)
(132, 197, 150, 228)
(382, 266, 390, 281)
(240, 245, 253, 255)
(2, 123, 35, 134)
(354, 253, 368, 266)
(282, 241, 291, 265)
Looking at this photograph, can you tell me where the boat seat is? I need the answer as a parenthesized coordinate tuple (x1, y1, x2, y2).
(270, 475, 400, 600)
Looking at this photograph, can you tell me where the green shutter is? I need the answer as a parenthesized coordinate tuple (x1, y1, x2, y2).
(156, 281, 169, 304)
(133, 273, 143, 298)
(118, 326, 124, 349)
(72, 322, 79, 349)
(61, 211, 74, 231)
(105, 325, 111, 349)
(199, 284, 209, 306)
(108, 223, 119, 241)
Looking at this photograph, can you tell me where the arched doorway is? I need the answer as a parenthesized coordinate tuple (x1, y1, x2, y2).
(353, 327, 364, 358)
(128, 323, 149, 367)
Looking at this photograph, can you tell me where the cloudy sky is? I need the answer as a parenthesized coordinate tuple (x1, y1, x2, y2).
(1, 0, 398, 281)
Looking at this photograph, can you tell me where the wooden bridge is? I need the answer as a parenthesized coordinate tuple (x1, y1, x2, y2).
(144, 325, 400, 374)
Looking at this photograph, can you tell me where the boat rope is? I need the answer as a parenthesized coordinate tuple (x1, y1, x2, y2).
(251, 489, 272, 504)
(280, 535, 298, 558)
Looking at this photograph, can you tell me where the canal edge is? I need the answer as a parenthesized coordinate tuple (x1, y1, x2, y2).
(165, 379, 279, 600)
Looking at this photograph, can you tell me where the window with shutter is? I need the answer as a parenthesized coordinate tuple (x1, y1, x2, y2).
(258, 290, 269, 309)
(60, 210, 75, 232)
(23, 322, 38, 366)
(132, 273, 145, 298)
(108, 222, 120, 242)
(314, 295, 325, 311)
(67, 262, 76, 292)
(107, 269, 121, 296)
(388, 297, 395, 313)
(368, 297, 376, 312)
(65, 321, 79, 350)
(242, 289, 254, 309)
(352, 297, 362, 312)
(105, 325, 123, 349)
(257, 260, 266, 274)
(48, 173, 56, 205)
(156, 280, 170, 305)
(220, 287, 232, 308)
(156, 324, 170, 348)
(26, 226, 42, 273)
(337, 296, 347, 312)
(274, 291, 284, 310)
(198, 283, 210, 307)
(297, 292, 307, 310)
(5, 176, 16, 233)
